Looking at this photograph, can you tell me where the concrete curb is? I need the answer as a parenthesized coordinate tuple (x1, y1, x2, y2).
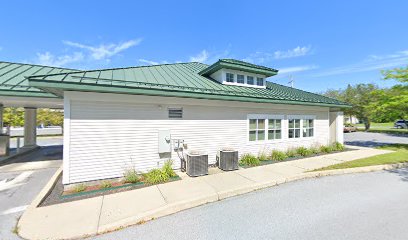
(18, 166, 62, 239)
(96, 162, 408, 236)
(17, 151, 405, 240)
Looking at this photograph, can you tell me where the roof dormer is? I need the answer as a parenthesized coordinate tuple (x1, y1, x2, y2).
(198, 59, 278, 88)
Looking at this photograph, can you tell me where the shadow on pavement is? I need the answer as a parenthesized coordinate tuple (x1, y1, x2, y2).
(387, 168, 408, 182)
(1, 145, 62, 166)
(345, 140, 396, 147)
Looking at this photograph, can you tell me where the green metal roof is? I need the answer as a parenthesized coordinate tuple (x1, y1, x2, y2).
(27, 61, 350, 108)
(199, 59, 279, 77)
(0, 61, 76, 98)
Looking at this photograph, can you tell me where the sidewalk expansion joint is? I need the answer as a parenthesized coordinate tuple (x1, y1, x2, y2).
(234, 172, 256, 183)
(156, 185, 168, 204)
(96, 195, 105, 233)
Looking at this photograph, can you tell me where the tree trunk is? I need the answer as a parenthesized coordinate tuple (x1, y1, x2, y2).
(364, 118, 371, 131)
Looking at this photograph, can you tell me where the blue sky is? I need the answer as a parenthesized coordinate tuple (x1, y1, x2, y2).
(0, 0, 407, 92)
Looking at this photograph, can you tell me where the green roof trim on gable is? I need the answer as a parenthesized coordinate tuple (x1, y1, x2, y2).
(0, 61, 77, 98)
(27, 61, 350, 108)
(198, 59, 279, 77)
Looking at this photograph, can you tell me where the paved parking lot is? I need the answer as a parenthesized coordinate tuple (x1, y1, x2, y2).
(345, 132, 408, 147)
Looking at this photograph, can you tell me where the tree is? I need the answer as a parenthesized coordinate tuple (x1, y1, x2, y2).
(3, 107, 63, 127)
(382, 66, 408, 83)
(323, 84, 378, 130)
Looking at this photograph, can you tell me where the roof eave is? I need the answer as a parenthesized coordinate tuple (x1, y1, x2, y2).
(29, 79, 351, 108)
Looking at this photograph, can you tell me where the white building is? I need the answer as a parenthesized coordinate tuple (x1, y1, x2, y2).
(0, 59, 349, 185)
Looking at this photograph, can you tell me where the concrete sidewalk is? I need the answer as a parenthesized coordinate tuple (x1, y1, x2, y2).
(18, 146, 393, 240)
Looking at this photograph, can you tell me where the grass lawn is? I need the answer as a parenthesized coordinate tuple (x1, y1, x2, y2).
(355, 122, 408, 134)
(315, 144, 408, 171)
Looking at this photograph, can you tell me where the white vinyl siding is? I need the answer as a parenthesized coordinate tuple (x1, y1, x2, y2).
(64, 92, 330, 184)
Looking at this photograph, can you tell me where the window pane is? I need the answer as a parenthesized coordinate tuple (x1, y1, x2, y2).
(247, 76, 254, 85)
(269, 119, 275, 129)
(256, 78, 264, 86)
(308, 128, 314, 137)
(295, 129, 300, 138)
(268, 130, 274, 140)
(303, 120, 308, 128)
(295, 119, 300, 128)
(289, 129, 294, 138)
(226, 73, 234, 82)
(258, 130, 265, 140)
(276, 120, 281, 129)
(237, 75, 245, 84)
(258, 119, 265, 129)
(249, 119, 257, 129)
(289, 119, 294, 128)
(309, 119, 314, 127)
(303, 128, 308, 137)
(249, 131, 256, 141)
(275, 130, 281, 139)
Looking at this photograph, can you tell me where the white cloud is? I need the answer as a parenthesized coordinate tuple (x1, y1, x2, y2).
(274, 46, 312, 59)
(189, 50, 209, 63)
(278, 65, 318, 74)
(35, 52, 84, 67)
(63, 38, 142, 60)
(138, 59, 169, 65)
(312, 50, 408, 77)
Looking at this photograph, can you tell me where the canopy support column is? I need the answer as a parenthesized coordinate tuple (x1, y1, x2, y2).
(24, 107, 37, 147)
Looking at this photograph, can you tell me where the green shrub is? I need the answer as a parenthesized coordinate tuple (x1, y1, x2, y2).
(100, 181, 112, 189)
(296, 147, 312, 157)
(144, 169, 169, 184)
(124, 169, 141, 183)
(286, 148, 299, 158)
(310, 145, 321, 154)
(240, 153, 260, 166)
(332, 142, 345, 151)
(320, 145, 334, 153)
(258, 152, 269, 161)
(74, 184, 86, 193)
(162, 160, 177, 178)
(270, 150, 288, 161)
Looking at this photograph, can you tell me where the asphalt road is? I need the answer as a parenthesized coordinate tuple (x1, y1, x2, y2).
(344, 131, 408, 147)
(93, 169, 408, 240)
(0, 146, 62, 239)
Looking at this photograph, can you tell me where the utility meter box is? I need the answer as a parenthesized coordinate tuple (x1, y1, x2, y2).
(158, 129, 171, 153)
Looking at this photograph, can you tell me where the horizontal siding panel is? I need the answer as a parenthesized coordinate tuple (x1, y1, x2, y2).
(67, 97, 330, 184)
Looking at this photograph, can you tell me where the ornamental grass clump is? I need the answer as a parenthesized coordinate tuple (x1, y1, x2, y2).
(144, 169, 169, 185)
(310, 145, 322, 154)
(74, 184, 87, 193)
(320, 145, 334, 153)
(240, 153, 260, 166)
(100, 181, 112, 189)
(296, 147, 313, 157)
(286, 148, 298, 158)
(124, 169, 141, 183)
(162, 160, 177, 178)
(258, 152, 269, 161)
(332, 142, 345, 151)
(270, 150, 288, 161)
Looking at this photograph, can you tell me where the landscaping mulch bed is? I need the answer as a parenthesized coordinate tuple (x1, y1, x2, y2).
(39, 175, 180, 207)
(239, 148, 356, 168)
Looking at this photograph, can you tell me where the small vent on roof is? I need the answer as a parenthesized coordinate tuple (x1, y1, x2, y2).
(168, 108, 183, 119)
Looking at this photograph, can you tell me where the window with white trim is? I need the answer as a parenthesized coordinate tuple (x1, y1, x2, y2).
(256, 77, 264, 86)
(226, 73, 234, 82)
(268, 119, 282, 140)
(249, 119, 265, 141)
(247, 76, 254, 85)
(303, 119, 314, 137)
(237, 74, 245, 84)
(288, 119, 301, 138)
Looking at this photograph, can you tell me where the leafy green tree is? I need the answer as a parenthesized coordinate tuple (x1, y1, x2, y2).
(3, 107, 63, 127)
(382, 66, 408, 83)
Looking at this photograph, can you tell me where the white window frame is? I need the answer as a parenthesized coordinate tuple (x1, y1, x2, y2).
(302, 118, 314, 138)
(256, 77, 264, 86)
(268, 118, 282, 140)
(226, 73, 234, 83)
(247, 76, 254, 85)
(247, 114, 284, 143)
(237, 74, 245, 84)
(287, 115, 316, 139)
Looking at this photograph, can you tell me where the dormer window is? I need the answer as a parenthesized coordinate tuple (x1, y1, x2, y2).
(257, 77, 264, 86)
(247, 76, 254, 85)
(226, 73, 234, 82)
(237, 74, 245, 84)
